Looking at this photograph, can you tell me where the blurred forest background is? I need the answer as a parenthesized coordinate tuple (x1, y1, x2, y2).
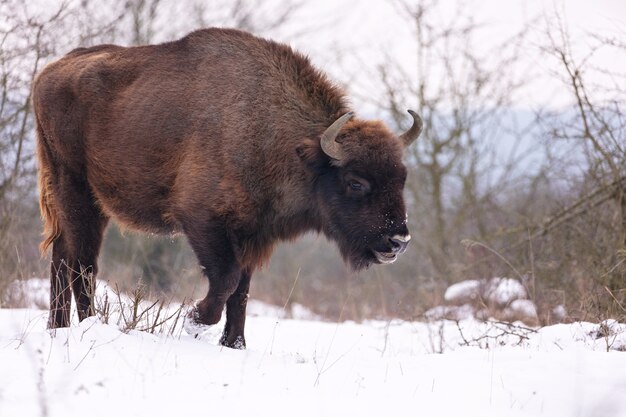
(0, 0, 624, 324)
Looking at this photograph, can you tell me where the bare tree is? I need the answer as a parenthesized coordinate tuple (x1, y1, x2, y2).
(533, 14, 626, 315)
(107, 0, 306, 46)
(0, 3, 74, 293)
(416, 11, 626, 322)
(379, 0, 533, 281)
(126, 0, 163, 45)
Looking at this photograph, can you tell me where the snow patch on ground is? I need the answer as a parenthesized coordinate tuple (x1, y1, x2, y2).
(504, 299, 538, 322)
(484, 277, 528, 306)
(2, 278, 625, 416)
(3, 278, 50, 309)
(424, 304, 475, 321)
(1, 307, 625, 417)
(247, 300, 320, 320)
(445, 277, 528, 307)
(434, 277, 538, 324)
(444, 279, 482, 303)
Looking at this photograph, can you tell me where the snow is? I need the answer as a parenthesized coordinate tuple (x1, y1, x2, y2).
(1, 283, 626, 417)
(552, 305, 568, 321)
(3, 278, 50, 309)
(424, 304, 475, 321)
(484, 278, 528, 306)
(444, 279, 482, 304)
(504, 300, 538, 322)
(444, 277, 528, 307)
(440, 278, 537, 324)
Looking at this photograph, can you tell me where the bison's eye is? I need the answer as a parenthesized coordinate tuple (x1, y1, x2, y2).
(349, 180, 363, 192)
(345, 175, 371, 196)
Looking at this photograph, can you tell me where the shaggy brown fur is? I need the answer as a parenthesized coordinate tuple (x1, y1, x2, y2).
(33, 28, 420, 348)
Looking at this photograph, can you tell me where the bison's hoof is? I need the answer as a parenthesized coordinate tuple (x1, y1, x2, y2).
(183, 305, 212, 338)
(220, 333, 246, 350)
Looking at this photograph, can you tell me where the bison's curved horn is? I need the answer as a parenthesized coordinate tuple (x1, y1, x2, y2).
(320, 111, 354, 160)
(400, 110, 423, 148)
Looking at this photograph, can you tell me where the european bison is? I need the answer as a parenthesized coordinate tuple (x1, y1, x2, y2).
(33, 28, 422, 348)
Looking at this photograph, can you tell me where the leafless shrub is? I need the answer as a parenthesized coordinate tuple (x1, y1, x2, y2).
(455, 319, 537, 349)
(94, 280, 188, 336)
(520, 13, 626, 322)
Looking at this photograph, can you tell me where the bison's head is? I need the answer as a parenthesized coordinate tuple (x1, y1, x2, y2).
(300, 110, 422, 270)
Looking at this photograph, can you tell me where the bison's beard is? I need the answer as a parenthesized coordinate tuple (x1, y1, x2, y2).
(335, 235, 378, 271)
(322, 214, 389, 271)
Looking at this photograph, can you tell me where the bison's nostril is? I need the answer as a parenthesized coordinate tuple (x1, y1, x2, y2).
(387, 234, 410, 253)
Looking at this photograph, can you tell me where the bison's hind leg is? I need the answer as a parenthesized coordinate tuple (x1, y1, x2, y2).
(48, 235, 73, 328)
(47, 169, 109, 328)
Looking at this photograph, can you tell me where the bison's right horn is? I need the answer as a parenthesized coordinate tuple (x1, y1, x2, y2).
(320, 111, 354, 160)
(400, 110, 423, 148)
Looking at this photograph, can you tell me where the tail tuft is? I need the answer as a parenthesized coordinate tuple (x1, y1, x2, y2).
(36, 120, 60, 255)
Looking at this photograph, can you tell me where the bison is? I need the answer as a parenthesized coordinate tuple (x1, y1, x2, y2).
(33, 28, 422, 348)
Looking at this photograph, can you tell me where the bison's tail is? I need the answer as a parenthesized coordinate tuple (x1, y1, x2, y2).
(36, 116, 60, 255)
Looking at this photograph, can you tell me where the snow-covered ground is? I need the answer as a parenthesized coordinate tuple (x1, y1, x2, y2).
(1, 280, 626, 417)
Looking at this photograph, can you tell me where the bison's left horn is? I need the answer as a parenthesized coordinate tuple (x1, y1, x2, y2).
(320, 111, 354, 160)
(400, 110, 423, 148)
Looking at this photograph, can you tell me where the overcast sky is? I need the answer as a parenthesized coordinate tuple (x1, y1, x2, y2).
(266, 0, 626, 112)
(18, 0, 626, 113)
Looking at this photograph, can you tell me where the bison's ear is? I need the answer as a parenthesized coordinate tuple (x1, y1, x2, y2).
(296, 138, 328, 172)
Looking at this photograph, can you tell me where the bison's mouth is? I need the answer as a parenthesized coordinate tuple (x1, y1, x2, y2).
(340, 235, 409, 270)
(372, 250, 397, 264)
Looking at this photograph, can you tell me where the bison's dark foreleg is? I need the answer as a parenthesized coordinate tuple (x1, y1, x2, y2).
(68, 214, 107, 320)
(220, 268, 251, 349)
(186, 224, 242, 330)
